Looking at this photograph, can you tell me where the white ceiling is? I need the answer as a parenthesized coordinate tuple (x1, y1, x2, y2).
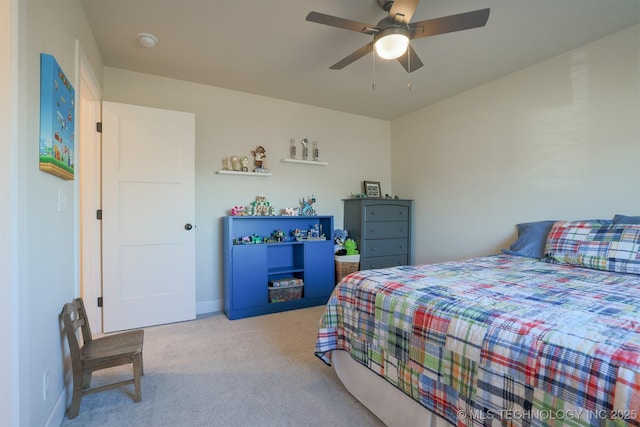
(81, 0, 640, 121)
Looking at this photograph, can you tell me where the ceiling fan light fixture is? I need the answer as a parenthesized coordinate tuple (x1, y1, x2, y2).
(374, 28, 409, 60)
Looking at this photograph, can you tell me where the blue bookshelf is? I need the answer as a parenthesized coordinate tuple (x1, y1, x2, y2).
(222, 216, 335, 319)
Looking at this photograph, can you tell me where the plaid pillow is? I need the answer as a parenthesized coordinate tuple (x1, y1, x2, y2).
(544, 221, 640, 274)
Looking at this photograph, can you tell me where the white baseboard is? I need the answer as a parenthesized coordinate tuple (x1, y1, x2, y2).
(44, 387, 67, 427)
(196, 298, 223, 316)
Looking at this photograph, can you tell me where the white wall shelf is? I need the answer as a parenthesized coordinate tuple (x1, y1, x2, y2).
(217, 170, 272, 177)
(280, 158, 328, 166)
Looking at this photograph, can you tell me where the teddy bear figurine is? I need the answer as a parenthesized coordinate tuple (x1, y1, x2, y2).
(251, 146, 268, 173)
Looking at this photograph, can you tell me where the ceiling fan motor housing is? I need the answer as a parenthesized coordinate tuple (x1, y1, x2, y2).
(377, 0, 394, 12)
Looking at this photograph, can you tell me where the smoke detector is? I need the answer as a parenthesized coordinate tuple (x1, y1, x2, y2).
(137, 33, 158, 48)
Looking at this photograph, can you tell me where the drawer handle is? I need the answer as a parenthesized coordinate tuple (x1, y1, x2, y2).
(371, 247, 375, 252)
(371, 228, 376, 233)
(371, 211, 376, 215)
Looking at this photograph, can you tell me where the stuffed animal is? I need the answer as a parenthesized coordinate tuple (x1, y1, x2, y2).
(344, 238, 359, 256)
(334, 229, 349, 254)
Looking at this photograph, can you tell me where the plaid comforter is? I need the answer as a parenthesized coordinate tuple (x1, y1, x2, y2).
(315, 255, 640, 427)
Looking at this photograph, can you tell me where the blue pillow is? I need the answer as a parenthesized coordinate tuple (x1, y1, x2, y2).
(502, 221, 557, 258)
(613, 214, 640, 224)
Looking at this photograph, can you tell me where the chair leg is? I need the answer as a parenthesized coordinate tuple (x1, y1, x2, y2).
(82, 371, 92, 389)
(140, 352, 144, 376)
(67, 374, 83, 419)
(133, 353, 142, 402)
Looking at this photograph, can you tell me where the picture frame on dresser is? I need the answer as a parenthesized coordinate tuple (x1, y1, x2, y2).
(363, 181, 381, 198)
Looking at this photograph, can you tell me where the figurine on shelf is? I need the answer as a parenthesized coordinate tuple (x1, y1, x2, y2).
(292, 228, 308, 241)
(222, 157, 230, 171)
(272, 230, 285, 242)
(283, 207, 298, 216)
(289, 138, 296, 160)
(241, 156, 249, 172)
(231, 156, 241, 171)
(251, 146, 268, 173)
(246, 195, 275, 216)
(301, 138, 309, 160)
(298, 195, 316, 216)
(312, 141, 319, 161)
(231, 205, 245, 216)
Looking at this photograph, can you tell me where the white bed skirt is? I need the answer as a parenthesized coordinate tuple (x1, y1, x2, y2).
(332, 350, 451, 427)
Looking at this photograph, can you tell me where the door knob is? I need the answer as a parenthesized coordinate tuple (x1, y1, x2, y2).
(184, 223, 193, 230)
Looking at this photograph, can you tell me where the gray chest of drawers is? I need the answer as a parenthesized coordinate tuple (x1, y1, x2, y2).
(343, 198, 412, 270)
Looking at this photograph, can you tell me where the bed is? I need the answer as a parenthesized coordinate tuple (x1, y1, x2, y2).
(315, 219, 640, 426)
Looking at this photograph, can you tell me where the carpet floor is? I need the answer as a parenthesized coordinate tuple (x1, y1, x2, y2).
(60, 305, 385, 427)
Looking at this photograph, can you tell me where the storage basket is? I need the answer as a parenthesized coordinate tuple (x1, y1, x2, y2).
(268, 283, 303, 303)
(335, 255, 360, 283)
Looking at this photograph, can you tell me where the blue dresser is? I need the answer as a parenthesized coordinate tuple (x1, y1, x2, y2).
(343, 199, 412, 270)
(222, 215, 335, 319)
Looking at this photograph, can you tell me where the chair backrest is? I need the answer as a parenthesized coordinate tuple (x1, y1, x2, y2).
(61, 298, 94, 360)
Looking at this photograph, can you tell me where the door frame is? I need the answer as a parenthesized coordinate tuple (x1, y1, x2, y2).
(76, 41, 103, 332)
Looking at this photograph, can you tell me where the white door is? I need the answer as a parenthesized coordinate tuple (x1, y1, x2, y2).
(102, 101, 196, 332)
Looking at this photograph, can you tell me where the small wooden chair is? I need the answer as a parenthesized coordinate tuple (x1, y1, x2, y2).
(61, 297, 144, 419)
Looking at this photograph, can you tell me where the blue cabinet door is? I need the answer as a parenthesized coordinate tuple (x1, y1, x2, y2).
(231, 245, 268, 310)
(303, 241, 334, 298)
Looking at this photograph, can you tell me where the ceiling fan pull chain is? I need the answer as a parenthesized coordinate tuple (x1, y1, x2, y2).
(407, 45, 412, 91)
(372, 49, 376, 91)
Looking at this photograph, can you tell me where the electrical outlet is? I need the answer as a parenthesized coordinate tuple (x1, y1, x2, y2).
(42, 368, 50, 400)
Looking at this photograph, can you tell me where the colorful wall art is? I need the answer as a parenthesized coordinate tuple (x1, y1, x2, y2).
(39, 53, 75, 180)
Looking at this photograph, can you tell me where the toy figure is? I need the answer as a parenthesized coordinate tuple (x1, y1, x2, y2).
(251, 146, 267, 172)
(289, 138, 296, 159)
(241, 156, 249, 172)
(301, 138, 309, 160)
(222, 157, 229, 170)
(298, 195, 316, 216)
(231, 205, 245, 216)
(312, 141, 319, 161)
(272, 230, 285, 242)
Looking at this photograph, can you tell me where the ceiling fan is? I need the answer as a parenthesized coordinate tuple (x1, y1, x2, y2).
(306, 0, 490, 73)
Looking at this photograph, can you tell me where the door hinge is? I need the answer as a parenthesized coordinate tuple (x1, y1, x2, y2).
(97, 297, 103, 308)
(96, 209, 102, 220)
(96, 122, 102, 133)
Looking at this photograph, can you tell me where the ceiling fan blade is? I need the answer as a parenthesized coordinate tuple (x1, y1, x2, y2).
(409, 8, 490, 40)
(388, 0, 419, 25)
(306, 11, 379, 35)
(329, 41, 374, 70)
(397, 44, 424, 73)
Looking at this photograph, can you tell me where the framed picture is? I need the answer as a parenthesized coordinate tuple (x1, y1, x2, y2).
(39, 53, 75, 180)
(363, 181, 381, 198)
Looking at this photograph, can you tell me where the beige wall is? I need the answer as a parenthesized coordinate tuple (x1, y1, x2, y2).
(103, 67, 392, 312)
(15, 0, 103, 425)
(392, 24, 640, 264)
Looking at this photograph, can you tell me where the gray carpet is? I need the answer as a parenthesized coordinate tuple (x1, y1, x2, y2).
(60, 306, 385, 427)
